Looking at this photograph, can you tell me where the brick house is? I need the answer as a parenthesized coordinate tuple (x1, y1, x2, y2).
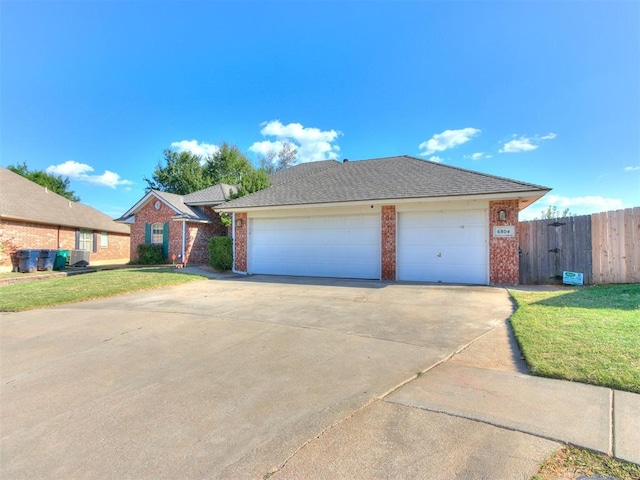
(216, 156, 551, 285)
(0, 167, 130, 271)
(117, 185, 234, 265)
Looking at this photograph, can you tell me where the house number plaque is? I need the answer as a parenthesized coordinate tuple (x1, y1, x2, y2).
(493, 225, 515, 237)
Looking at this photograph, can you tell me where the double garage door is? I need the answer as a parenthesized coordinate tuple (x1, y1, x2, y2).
(248, 209, 488, 284)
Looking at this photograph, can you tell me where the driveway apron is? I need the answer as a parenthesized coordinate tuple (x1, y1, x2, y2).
(1, 276, 549, 479)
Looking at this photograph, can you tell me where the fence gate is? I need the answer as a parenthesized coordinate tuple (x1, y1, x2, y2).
(519, 215, 593, 285)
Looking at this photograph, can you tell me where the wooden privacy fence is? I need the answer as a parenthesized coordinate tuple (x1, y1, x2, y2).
(519, 207, 639, 285)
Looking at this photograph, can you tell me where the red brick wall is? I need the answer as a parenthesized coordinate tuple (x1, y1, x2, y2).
(381, 205, 396, 281)
(1, 219, 130, 268)
(130, 200, 228, 265)
(489, 199, 520, 285)
(234, 212, 248, 272)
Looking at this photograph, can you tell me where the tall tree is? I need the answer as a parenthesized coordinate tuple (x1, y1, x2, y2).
(204, 142, 270, 195)
(144, 149, 213, 195)
(7, 162, 80, 202)
(257, 142, 298, 174)
(144, 143, 270, 197)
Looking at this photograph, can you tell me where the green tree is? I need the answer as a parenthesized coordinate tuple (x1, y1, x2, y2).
(539, 205, 573, 219)
(144, 143, 270, 197)
(7, 162, 80, 202)
(203, 142, 270, 195)
(144, 149, 213, 195)
(257, 142, 298, 174)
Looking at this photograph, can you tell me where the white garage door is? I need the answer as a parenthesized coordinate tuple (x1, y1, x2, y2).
(397, 210, 488, 284)
(249, 214, 380, 279)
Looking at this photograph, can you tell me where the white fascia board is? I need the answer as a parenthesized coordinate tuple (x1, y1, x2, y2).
(215, 190, 551, 214)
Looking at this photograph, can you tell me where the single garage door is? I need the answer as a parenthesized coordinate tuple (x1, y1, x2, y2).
(249, 214, 380, 279)
(397, 210, 488, 284)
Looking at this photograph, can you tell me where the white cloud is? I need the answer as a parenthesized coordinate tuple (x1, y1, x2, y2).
(624, 166, 640, 171)
(170, 139, 220, 157)
(249, 120, 342, 163)
(499, 132, 557, 153)
(418, 128, 481, 156)
(499, 136, 538, 153)
(519, 194, 626, 220)
(465, 152, 488, 161)
(46, 161, 133, 189)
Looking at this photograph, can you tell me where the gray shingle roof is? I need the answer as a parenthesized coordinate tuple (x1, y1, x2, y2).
(269, 160, 341, 186)
(152, 190, 216, 221)
(0, 166, 130, 234)
(183, 183, 236, 204)
(218, 155, 550, 210)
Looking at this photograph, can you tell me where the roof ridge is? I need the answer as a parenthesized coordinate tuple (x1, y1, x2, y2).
(268, 160, 341, 186)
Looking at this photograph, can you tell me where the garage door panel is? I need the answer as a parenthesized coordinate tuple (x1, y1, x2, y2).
(398, 210, 488, 284)
(249, 215, 380, 279)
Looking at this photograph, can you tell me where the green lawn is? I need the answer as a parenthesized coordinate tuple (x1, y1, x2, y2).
(0, 268, 207, 312)
(509, 284, 640, 393)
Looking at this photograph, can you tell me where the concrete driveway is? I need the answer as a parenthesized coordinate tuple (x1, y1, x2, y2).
(1, 276, 556, 479)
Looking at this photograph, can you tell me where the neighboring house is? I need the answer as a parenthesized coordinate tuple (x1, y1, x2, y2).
(0, 166, 131, 270)
(116, 184, 235, 265)
(216, 155, 551, 285)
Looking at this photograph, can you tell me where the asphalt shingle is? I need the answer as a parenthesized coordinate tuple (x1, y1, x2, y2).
(1, 167, 130, 234)
(218, 155, 550, 209)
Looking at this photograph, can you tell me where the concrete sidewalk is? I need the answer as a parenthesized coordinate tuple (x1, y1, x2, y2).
(271, 320, 639, 478)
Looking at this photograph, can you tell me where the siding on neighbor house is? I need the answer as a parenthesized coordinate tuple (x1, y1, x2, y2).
(130, 200, 228, 264)
(0, 218, 130, 267)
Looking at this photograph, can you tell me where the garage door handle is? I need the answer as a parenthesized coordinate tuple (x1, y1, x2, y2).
(437, 252, 442, 257)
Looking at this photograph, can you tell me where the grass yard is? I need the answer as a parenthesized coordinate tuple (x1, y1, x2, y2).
(0, 268, 207, 312)
(533, 445, 640, 480)
(509, 284, 640, 394)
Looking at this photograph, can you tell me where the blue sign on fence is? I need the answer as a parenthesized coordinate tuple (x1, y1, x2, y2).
(563, 271, 584, 286)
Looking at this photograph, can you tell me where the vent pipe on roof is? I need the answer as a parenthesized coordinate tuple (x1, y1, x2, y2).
(343, 158, 349, 163)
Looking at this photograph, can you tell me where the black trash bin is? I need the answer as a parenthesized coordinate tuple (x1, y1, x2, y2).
(17, 249, 40, 273)
(38, 249, 58, 271)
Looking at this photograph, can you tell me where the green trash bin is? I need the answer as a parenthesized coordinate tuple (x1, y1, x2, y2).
(54, 250, 69, 271)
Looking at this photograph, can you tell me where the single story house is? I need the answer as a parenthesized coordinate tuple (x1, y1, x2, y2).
(0, 166, 131, 270)
(216, 155, 551, 285)
(116, 185, 235, 264)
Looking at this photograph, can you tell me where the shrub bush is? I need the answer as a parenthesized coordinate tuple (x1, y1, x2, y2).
(131, 244, 166, 265)
(208, 236, 232, 271)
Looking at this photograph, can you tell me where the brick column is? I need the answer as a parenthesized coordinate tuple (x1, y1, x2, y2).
(234, 212, 248, 273)
(489, 200, 520, 285)
(381, 205, 396, 281)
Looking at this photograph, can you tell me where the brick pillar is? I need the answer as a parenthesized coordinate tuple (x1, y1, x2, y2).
(489, 200, 520, 285)
(381, 205, 396, 281)
(234, 212, 247, 273)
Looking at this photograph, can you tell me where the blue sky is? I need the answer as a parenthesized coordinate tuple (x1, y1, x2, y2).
(2, 1, 639, 220)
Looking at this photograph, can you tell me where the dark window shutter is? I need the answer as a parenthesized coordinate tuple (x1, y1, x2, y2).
(144, 223, 151, 243)
(93, 232, 98, 253)
(162, 222, 169, 258)
(75, 230, 80, 249)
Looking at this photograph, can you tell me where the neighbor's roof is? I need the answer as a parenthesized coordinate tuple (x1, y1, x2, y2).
(183, 183, 236, 205)
(217, 155, 551, 211)
(116, 183, 234, 223)
(0, 166, 130, 234)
